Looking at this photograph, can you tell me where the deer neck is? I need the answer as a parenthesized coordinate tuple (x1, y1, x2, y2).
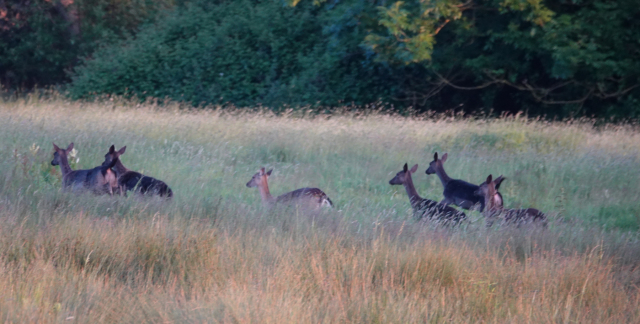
(257, 181, 276, 205)
(57, 155, 73, 177)
(434, 163, 452, 187)
(483, 190, 502, 217)
(114, 159, 129, 175)
(402, 174, 423, 209)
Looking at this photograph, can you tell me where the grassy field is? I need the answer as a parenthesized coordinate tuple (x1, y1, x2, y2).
(0, 95, 639, 322)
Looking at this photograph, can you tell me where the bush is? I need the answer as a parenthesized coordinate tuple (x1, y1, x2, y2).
(68, 0, 397, 108)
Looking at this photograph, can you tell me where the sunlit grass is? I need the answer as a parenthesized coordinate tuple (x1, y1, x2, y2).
(0, 95, 639, 322)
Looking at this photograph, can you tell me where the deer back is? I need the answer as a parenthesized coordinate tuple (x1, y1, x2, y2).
(503, 208, 547, 227)
(118, 171, 173, 198)
(443, 179, 485, 211)
(413, 198, 467, 225)
(276, 187, 333, 209)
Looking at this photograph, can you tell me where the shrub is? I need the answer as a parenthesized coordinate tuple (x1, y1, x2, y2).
(67, 0, 397, 108)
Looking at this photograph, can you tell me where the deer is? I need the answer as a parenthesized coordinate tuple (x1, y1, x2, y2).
(101, 145, 173, 198)
(51, 143, 119, 195)
(245, 167, 333, 210)
(389, 163, 466, 224)
(425, 152, 504, 212)
(474, 174, 547, 227)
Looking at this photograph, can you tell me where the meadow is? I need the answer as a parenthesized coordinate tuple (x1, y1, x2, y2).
(0, 95, 639, 322)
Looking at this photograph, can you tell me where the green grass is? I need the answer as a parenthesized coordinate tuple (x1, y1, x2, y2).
(0, 95, 639, 322)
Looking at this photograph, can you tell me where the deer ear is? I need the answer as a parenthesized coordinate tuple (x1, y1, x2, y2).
(109, 145, 115, 153)
(403, 163, 408, 172)
(410, 164, 418, 173)
(53, 143, 60, 151)
(266, 169, 272, 176)
(117, 146, 126, 155)
(441, 153, 448, 163)
(259, 167, 265, 175)
(494, 175, 506, 190)
(66, 143, 74, 152)
(434, 152, 438, 161)
(486, 174, 492, 184)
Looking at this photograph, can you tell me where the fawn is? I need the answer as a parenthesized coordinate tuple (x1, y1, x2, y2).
(51, 143, 119, 195)
(475, 174, 547, 227)
(102, 145, 173, 198)
(390, 163, 466, 224)
(246, 167, 333, 209)
(426, 152, 504, 211)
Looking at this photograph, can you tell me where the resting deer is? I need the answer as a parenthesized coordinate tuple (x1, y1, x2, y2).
(474, 174, 547, 227)
(51, 143, 119, 195)
(246, 167, 333, 210)
(102, 145, 173, 198)
(425, 152, 504, 211)
(389, 163, 466, 224)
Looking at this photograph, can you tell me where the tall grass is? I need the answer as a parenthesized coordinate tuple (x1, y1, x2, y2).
(0, 95, 639, 322)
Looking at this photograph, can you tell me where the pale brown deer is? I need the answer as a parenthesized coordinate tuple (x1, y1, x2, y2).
(390, 163, 466, 224)
(51, 143, 119, 195)
(474, 174, 547, 227)
(246, 167, 333, 209)
(425, 152, 504, 211)
(102, 145, 173, 198)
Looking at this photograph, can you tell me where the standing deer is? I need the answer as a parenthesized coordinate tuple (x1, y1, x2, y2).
(246, 167, 333, 209)
(102, 145, 173, 198)
(425, 152, 504, 211)
(474, 174, 547, 227)
(51, 143, 119, 195)
(389, 163, 466, 224)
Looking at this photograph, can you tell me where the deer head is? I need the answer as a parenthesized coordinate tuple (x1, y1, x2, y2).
(474, 174, 496, 199)
(425, 152, 447, 175)
(102, 145, 126, 167)
(51, 142, 74, 166)
(389, 163, 419, 185)
(246, 167, 272, 188)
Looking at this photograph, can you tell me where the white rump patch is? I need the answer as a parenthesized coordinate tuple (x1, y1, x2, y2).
(321, 198, 333, 208)
(494, 194, 503, 207)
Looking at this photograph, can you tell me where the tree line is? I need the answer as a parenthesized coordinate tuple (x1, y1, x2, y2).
(1, 0, 639, 118)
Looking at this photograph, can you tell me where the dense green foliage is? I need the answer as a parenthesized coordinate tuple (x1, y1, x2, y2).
(359, 0, 640, 117)
(68, 0, 394, 107)
(0, 0, 175, 87)
(4, 0, 640, 118)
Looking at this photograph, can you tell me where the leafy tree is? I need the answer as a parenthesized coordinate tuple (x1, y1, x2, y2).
(0, 0, 175, 88)
(296, 0, 640, 117)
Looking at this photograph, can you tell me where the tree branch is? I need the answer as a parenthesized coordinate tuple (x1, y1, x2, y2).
(431, 69, 637, 105)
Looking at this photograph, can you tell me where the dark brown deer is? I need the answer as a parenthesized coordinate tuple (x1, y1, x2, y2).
(246, 167, 333, 209)
(102, 145, 173, 198)
(474, 175, 547, 227)
(51, 143, 119, 195)
(390, 163, 466, 224)
(425, 152, 504, 211)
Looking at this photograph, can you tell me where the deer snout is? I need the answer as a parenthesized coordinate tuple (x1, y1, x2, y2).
(425, 167, 435, 175)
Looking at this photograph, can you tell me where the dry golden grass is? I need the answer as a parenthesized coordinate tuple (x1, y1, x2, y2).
(0, 95, 639, 322)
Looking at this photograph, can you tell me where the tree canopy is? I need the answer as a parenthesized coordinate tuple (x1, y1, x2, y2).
(2, 0, 639, 118)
